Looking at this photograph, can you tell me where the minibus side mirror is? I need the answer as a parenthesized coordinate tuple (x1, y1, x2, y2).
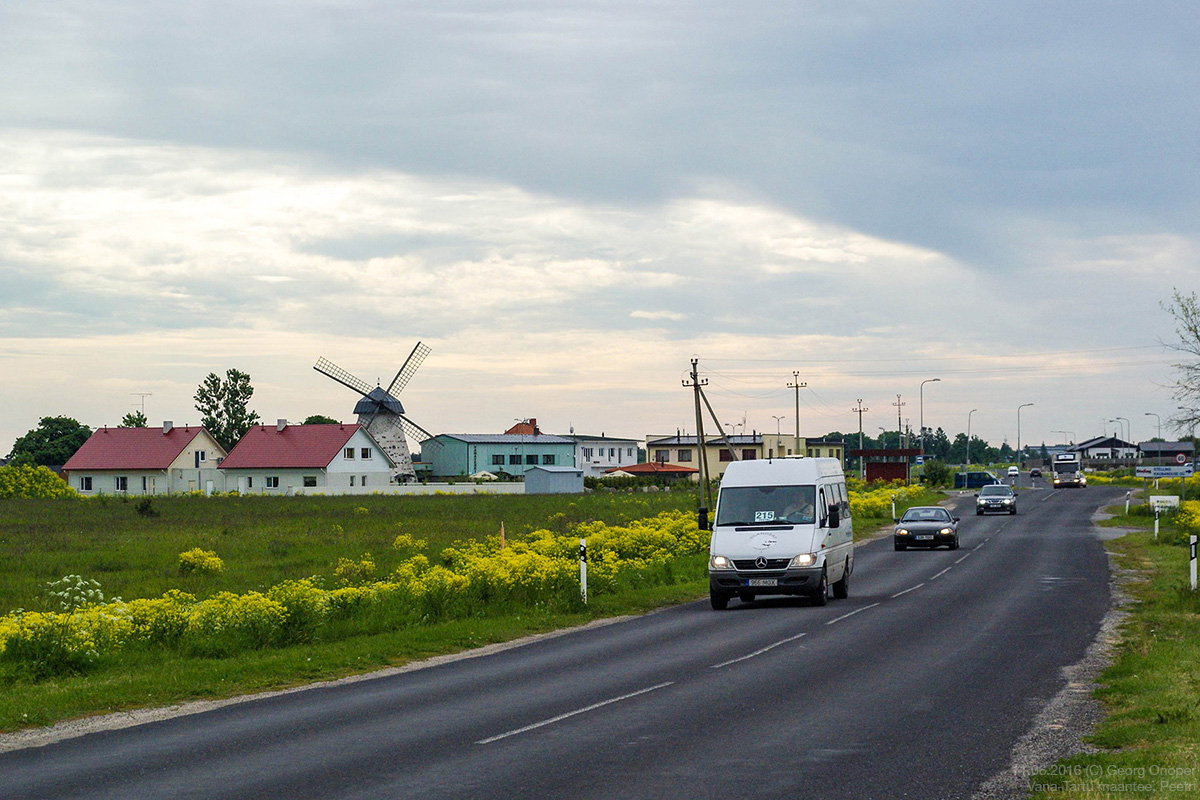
(697, 507, 710, 531)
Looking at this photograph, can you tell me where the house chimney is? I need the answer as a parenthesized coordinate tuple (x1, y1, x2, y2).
(277, 419, 287, 432)
(163, 421, 173, 434)
(530, 418, 538, 435)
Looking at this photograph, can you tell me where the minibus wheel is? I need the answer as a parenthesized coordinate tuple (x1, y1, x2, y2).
(832, 563, 850, 599)
(812, 570, 828, 606)
(710, 590, 730, 610)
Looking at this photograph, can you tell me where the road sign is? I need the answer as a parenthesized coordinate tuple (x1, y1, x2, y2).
(1178, 453, 1188, 464)
(1136, 464, 1194, 478)
(915, 456, 924, 465)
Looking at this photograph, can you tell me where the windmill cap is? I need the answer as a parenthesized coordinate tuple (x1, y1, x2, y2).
(355, 386, 405, 415)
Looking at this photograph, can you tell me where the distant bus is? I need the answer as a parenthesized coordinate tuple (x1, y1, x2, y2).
(1052, 453, 1086, 488)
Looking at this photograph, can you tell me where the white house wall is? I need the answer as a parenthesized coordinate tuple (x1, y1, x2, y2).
(325, 429, 393, 475)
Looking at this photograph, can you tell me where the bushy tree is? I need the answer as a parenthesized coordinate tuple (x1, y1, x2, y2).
(194, 369, 261, 451)
(120, 411, 148, 428)
(303, 415, 341, 425)
(9, 416, 92, 466)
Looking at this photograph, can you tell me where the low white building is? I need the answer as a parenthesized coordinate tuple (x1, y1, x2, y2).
(568, 433, 640, 478)
(62, 422, 227, 495)
(1070, 436, 1137, 460)
(219, 421, 395, 494)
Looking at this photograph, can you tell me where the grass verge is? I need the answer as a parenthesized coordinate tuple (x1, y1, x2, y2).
(1027, 510, 1200, 799)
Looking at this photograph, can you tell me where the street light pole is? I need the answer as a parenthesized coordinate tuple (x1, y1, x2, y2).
(1017, 403, 1033, 470)
(920, 378, 941, 460)
(1116, 416, 1131, 444)
(1145, 412, 1161, 441)
(771, 415, 785, 458)
(967, 408, 978, 471)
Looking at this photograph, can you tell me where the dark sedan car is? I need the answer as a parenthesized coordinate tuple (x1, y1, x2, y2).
(894, 506, 960, 551)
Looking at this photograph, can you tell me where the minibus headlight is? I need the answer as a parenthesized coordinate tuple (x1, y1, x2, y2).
(709, 555, 734, 570)
(789, 553, 816, 568)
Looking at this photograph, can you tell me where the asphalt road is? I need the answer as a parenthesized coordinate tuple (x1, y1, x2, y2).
(0, 486, 1118, 800)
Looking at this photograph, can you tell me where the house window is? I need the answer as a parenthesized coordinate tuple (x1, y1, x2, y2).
(115, 476, 128, 492)
(247, 477, 253, 488)
(582, 447, 593, 459)
(525, 454, 538, 465)
(807, 448, 813, 457)
(509, 454, 521, 465)
(81, 476, 92, 491)
(608, 448, 615, 459)
(543, 454, 555, 465)
(678, 449, 693, 463)
(742, 449, 756, 460)
(718, 449, 734, 462)
(361, 448, 371, 459)
(492, 454, 505, 466)
(345, 448, 355, 460)
(654, 449, 670, 463)
(266, 476, 280, 489)
(303, 476, 317, 487)
(196, 450, 206, 463)
(361, 475, 367, 487)
(350, 475, 356, 486)
(141, 476, 148, 491)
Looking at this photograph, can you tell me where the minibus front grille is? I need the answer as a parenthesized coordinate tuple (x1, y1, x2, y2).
(733, 558, 792, 570)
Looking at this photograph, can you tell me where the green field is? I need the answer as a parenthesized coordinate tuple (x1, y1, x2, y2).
(0, 491, 695, 611)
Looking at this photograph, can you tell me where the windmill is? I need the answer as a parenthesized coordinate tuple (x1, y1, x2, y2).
(313, 341, 442, 482)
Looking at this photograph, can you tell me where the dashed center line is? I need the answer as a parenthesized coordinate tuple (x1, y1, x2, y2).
(955, 552, 972, 564)
(825, 602, 881, 625)
(891, 583, 925, 598)
(930, 566, 953, 580)
(476, 681, 675, 744)
(710, 632, 808, 669)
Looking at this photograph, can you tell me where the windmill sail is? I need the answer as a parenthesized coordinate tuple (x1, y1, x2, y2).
(388, 341, 431, 396)
(314, 357, 375, 397)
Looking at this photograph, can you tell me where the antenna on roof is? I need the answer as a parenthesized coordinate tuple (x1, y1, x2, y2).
(131, 392, 152, 414)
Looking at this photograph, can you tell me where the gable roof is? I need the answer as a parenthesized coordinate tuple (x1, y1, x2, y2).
(63, 426, 219, 472)
(606, 462, 698, 475)
(220, 424, 393, 469)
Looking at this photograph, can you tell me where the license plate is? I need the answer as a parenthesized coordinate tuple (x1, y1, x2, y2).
(747, 578, 778, 587)
(916, 534, 934, 540)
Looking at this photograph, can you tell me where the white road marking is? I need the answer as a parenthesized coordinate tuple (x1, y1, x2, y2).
(476, 681, 675, 744)
(930, 567, 953, 580)
(825, 602, 881, 625)
(955, 552, 972, 564)
(710, 632, 808, 669)
(891, 583, 925, 598)
(1041, 491, 1058, 502)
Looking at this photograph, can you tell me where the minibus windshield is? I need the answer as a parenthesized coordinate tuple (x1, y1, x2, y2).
(715, 485, 817, 526)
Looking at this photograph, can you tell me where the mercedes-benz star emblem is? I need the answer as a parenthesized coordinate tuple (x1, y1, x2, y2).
(755, 556, 768, 569)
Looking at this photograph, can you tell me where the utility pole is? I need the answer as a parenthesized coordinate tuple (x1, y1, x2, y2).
(788, 371, 806, 456)
(852, 400, 868, 481)
(893, 395, 906, 441)
(683, 359, 711, 512)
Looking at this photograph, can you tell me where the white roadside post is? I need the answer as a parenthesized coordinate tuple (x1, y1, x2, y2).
(891, 494, 897, 520)
(1155, 507, 1160, 541)
(1125, 492, 1131, 515)
(1191, 535, 1197, 592)
(1185, 534, 1195, 592)
(580, 538, 588, 605)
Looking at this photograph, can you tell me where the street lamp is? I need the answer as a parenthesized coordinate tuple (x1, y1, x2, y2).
(1115, 416, 1131, 443)
(920, 378, 941, 459)
(1145, 412, 1161, 441)
(771, 415, 785, 458)
(1017, 403, 1033, 470)
(967, 409, 978, 469)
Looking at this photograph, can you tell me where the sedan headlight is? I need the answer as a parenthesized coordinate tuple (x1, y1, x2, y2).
(789, 553, 816, 567)
(895, 528, 910, 536)
(939, 527, 953, 535)
(709, 554, 734, 570)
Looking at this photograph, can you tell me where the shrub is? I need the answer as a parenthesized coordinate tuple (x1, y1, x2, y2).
(333, 553, 376, 586)
(0, 464, 76, 499)
(46, 575, 108, 612)
(178, 548, 224, 576)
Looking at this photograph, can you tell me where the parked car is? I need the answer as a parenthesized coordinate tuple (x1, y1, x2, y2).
(954, 471, 1002, 489)
(976, 484, 1017, 515)
(894, 506, 960, 550)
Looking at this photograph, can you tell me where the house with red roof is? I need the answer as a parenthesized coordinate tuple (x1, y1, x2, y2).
(218, 420, 395, 494)
(62, 422, 228, 495)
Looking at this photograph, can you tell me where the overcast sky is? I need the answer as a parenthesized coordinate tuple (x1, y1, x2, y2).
(3, 1, 1198, 454)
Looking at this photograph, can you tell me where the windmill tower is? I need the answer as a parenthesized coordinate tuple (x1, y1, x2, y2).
(313, 341, 441, 482)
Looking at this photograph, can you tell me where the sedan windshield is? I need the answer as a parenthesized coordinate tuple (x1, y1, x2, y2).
(716, 485, 816, 526)
(979, 486, 1013, 497)
(900, 507, 951, 523)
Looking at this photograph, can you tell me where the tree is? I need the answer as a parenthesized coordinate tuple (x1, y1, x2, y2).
(194, 369, 261, 451)
(9, 416, 92, 466)
(1163, 288, 1200, 433)
(303, 414, 341, 425)
(120, 411, 149, 428)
